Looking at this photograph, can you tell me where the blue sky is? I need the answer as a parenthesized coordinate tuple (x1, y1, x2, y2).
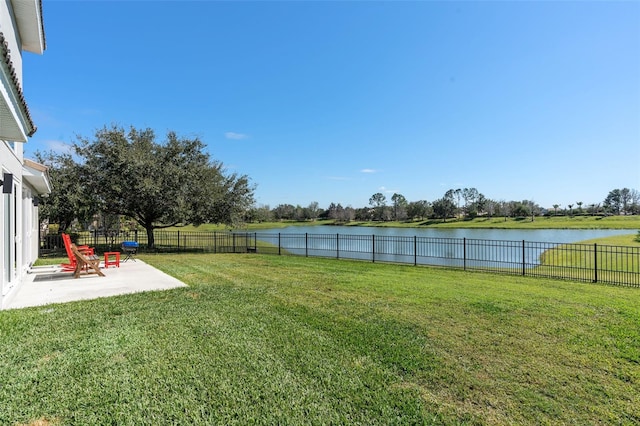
(23, 0, 639, 210)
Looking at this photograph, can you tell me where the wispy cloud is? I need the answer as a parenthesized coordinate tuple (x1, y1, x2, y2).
(378, 186, 399, 194)
(360, 168, 378, 174)
(225, 132, 248, 140)
(439, 182, 464, 188)
(46, 140, 73, 153)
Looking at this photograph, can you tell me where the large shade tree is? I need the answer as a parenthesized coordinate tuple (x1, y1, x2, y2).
(74, 125, 254, 248)
(35, 151, 94, 232)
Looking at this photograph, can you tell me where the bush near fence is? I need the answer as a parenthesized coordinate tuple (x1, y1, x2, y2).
(40, 230, 640, 287)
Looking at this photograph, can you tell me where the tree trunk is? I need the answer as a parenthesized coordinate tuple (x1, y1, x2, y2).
(145, 225, 155, 249)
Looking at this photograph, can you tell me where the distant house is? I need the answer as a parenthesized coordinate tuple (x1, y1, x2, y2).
(1, 1, 49, 309)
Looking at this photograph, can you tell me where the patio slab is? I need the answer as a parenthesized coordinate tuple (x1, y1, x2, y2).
(6, 259, 188, 310)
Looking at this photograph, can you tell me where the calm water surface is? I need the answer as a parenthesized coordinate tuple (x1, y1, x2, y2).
(250, 225, 635, 269)
(259, 225, 633, 244)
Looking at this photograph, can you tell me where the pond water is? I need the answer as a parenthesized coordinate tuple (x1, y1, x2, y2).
(246, 225, 636, 276)
(258, 225, 633, 244)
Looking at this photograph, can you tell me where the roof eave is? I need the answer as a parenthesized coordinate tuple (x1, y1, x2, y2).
(0, 31, 37, 140)
(11, 0, 46, 54)
(23, 158, 51, 195)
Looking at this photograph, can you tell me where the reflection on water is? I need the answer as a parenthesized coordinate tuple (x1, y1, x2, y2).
(251, 226, 633, 269)
(260, 225, 632, 244)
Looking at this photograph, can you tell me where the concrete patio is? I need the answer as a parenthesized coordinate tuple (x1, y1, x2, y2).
(5, 259, 188, 310)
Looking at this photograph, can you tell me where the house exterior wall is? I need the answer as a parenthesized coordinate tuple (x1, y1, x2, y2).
(22, 182, 40, 266)
(1, 143, 23, 308)
(1, 0, 23, 81)
(0, 0, 46, 309)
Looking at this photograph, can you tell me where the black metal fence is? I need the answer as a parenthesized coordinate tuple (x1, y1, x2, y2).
(40, 231, 640, 287)
(40, 231, 257, 255)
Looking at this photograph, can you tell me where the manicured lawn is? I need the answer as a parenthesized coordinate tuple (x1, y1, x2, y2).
(167, 215, 640, 231)
(3, 254, 639, 425)
(568, 233, 640, 247)
(538, 233, 640, 281)
(348, 215, 640, 229)
(173, 220, 334, 231)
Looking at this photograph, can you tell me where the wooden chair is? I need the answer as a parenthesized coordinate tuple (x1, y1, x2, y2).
(61, 233, 95, 272)
(71, 244, 105, 279)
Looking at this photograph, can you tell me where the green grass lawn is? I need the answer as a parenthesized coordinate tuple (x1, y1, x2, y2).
(538, 233, 640, 282)
(174, 219, 334, 232)
(4, 254, 640, 425)
(166, 215, 640, 231)
(566, 233, 640, 247)
(345, 215, 640, 229)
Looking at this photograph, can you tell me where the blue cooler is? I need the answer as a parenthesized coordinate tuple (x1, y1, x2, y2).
(121, 241, 139, 262)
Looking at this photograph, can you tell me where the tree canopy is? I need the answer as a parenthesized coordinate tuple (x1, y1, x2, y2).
(42, 125, 254, 248)
(35, 151, 91, 232)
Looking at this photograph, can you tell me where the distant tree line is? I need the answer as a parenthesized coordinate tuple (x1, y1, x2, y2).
(38, 131, 637, 237)
(245, 187, 640, 223)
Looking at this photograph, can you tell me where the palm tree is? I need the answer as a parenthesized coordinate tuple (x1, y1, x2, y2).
(552, 204, 560, 216)
(576, 201, 583, 214)
(568, 204, 574, 216)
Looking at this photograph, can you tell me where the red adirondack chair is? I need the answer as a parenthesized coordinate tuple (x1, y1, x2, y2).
(61, 233, 96, 272)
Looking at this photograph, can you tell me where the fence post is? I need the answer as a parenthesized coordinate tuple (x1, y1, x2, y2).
(414, 236, 417, 266)
(93, 229, 98, 248)
(522, 240, 526, 276)
(372, 234, 375, 263)
(337, 233, 340, 259)
(214, 232, 217, 253)
(594, 243, 598, 283)
(305, 233, 308, 257)
(233, 233, 236, 253)
(177, 231, 180, 250)
(278, 233, 281, 256)
(463, 238, 467, 271)
(134, 229, 138, 243)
